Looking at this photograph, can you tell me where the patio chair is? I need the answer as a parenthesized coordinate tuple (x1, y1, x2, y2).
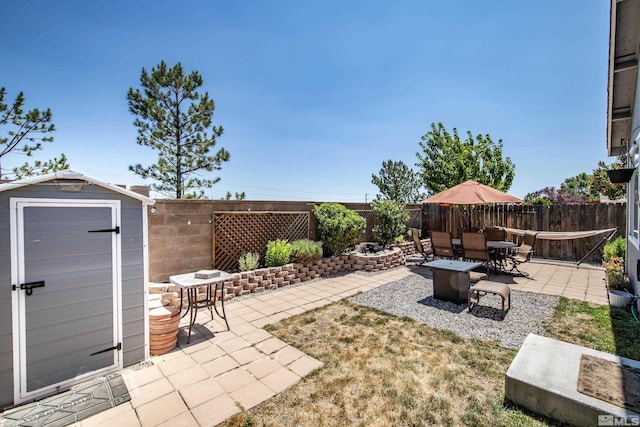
(506, 231, 539, 277)
(461, 232, 494, 275)
(430, 231, 459, 259)
(484, 227, 506, 242)
(457, 226, 478, 239)
(410, 228, 434, 264)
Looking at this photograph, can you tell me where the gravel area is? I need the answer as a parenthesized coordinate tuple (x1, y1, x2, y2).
(350, 270, 559, 349)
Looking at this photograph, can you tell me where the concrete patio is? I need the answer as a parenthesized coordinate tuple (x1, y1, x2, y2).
(75, 259, 607, 426)
(482, 258, 608, 305)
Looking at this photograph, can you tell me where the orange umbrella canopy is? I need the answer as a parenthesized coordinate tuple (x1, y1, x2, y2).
(423, 180, 523, 205)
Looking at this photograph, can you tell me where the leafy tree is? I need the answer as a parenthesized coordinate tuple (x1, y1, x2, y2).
(0, 87, 67, 178)
(528, 197, 552, 206)
(415, 122, 515, 193)
(222, 191, 246, 200)
(127, 61, 229, 199)
(371, 160, 427, 202)
(372, 200, 409, 248)
(524, 187, 587, 204)
(589, 157, 627, 201)
(561, 172, 590, 198)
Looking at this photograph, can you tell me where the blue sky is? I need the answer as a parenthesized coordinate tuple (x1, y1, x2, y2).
(1, 0, 610, 201)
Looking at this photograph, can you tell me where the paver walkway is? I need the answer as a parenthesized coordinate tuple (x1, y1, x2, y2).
(76, 260, 605, 426)
(78, 269, 412, 426)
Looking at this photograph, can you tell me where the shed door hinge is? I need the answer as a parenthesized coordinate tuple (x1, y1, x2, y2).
(90, 342, 122, 356)
(88, 226, 120, 234)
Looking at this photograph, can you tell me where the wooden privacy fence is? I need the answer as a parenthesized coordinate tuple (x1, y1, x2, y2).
(355, 208, 422, 242)
(422, 203, 626, 263)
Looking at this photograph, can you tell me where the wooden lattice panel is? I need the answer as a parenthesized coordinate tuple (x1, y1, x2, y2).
(213, 211, 310, 271)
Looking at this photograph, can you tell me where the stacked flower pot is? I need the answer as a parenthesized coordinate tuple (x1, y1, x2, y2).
(148, 294, 180, 355)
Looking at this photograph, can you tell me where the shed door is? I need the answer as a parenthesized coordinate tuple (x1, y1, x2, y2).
(11, 199, 121, 403)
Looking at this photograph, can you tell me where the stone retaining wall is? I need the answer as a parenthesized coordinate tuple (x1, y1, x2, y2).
(150, 244, 422, 303)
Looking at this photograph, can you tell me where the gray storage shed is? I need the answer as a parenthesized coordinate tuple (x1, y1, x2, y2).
(0, 170, 155, 408)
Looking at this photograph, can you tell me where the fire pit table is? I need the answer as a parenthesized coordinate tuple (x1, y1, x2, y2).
(423, 259, 482, 303)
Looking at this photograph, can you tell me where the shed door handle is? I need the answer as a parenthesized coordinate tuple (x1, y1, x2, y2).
(12, 281, 45, 296)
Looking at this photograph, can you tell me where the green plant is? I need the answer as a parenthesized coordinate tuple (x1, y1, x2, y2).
(238, 252, 260, 271)
(545, 297, 640, 360)
(265, 239, 292, 267)
(603, 236, 626, 262)
(372, 200, 409, 248)
(528, 197, 552, 206)
(313, 203, 366, 256)
(604, 257, 629, 291)
(291, 239, 323, 264)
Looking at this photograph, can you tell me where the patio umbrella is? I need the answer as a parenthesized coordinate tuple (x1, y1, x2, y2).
(423, 180, 523, 229)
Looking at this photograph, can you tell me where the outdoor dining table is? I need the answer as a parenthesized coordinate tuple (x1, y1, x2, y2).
(169, 270, 232, 343)
(451, 239, 519, 273)
(451, 239, 517, 250)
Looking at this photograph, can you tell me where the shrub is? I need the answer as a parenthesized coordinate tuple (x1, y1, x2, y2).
(265, 239, 292, 267)
(372, 200, 409, 248)
(313, 203, 367, 256)
(604, 257, 629, 290)
(529, 197, 552, 206)
(603, 236, 626, 262)
(291, 239, 323, 264)
(238, 252, 260, 271)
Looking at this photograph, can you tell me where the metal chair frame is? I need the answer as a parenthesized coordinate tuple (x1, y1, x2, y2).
(506, 231, 539, 277)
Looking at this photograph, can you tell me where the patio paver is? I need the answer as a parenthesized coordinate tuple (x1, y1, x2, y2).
(179, 377, 226, 409)
(190, 393, 240, 427)
(261, 367, 302, 394)
(136, 391, 189, 427)
(229, 380, 276, 410)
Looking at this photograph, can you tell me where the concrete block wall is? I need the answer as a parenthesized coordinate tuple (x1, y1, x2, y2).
(148, 200, 216, 282)
(148, 199, 423, 282)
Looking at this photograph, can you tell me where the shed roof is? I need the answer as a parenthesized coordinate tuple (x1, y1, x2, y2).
(0, 169, 156, 205)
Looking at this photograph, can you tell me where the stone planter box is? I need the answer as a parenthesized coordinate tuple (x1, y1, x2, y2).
(216, 246, 407, 299)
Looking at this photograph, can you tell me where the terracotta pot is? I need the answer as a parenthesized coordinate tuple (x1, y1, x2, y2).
(150, 336, 178, 356)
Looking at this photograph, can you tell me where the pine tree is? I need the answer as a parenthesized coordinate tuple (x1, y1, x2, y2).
(127, 61, 229, 198)
(0, 87, 66, 178)
(371, 160, 427, 202)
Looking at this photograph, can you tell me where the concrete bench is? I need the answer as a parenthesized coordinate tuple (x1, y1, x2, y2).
(468, 282, 511, 319)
